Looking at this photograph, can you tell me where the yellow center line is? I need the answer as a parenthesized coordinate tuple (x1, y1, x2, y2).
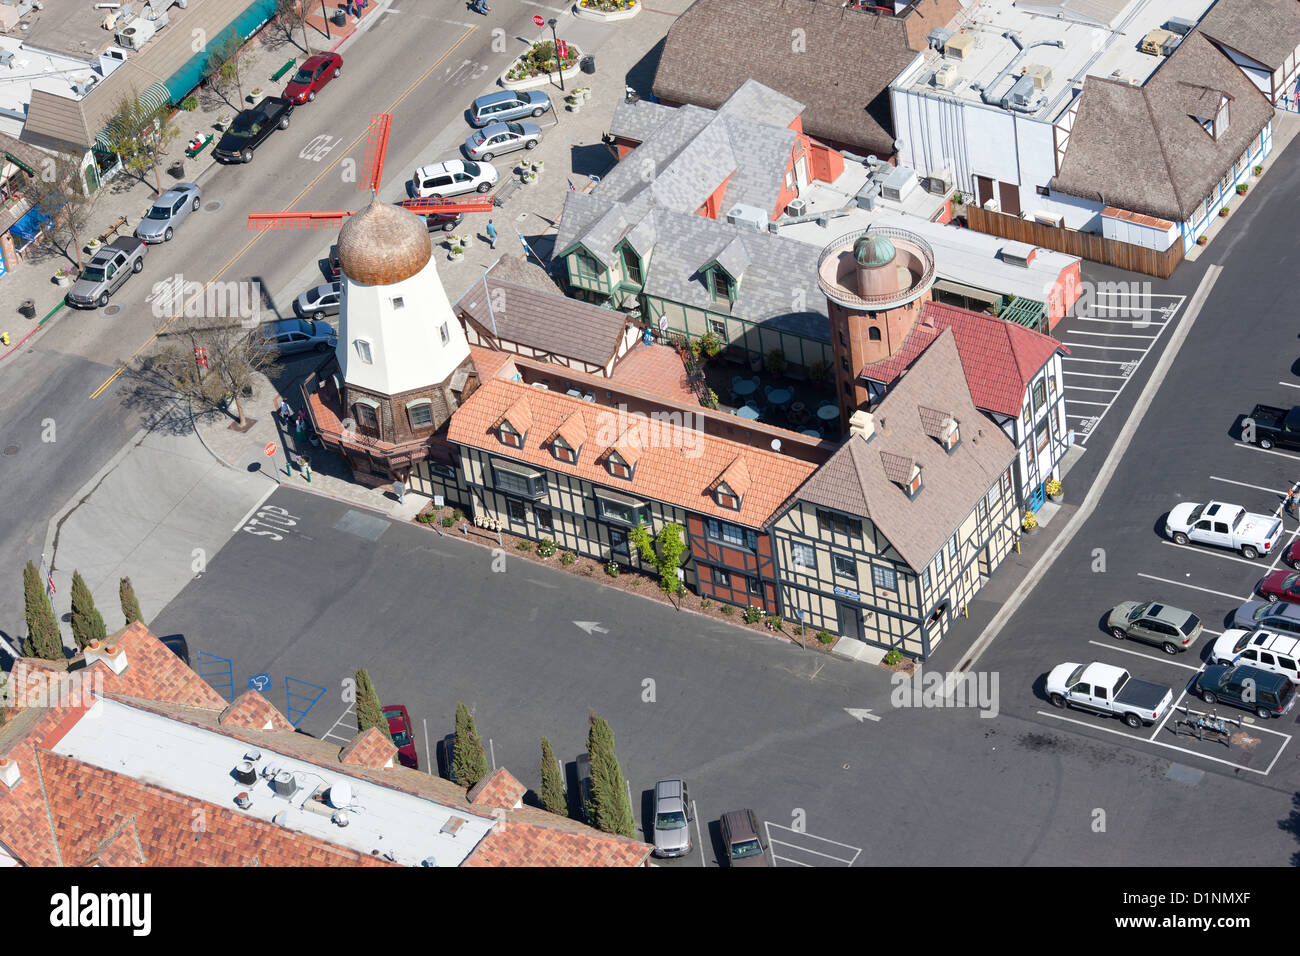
(90, 26, 476, 401)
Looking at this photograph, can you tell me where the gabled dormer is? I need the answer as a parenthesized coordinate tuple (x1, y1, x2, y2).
(550, 412, 587, 464)
(712, 455, 751, 510)
(497, 395, 532, 449)
(881, 451, 922, 500)
(603, 432, 641, 480)
(1188, 87, 1231, 141)
(700, 236, 749, 308)
(919, 406, 960, 455)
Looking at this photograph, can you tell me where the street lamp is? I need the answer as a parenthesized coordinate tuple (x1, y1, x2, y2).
(548, 18, 565, 92)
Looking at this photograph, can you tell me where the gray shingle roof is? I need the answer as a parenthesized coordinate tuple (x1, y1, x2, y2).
(609, 98, 678, 142)
(1050, 31, 1275, 222)
(648, 120, 739, 213)
(711, 235, 752, 280)
(1198, 0, 1300, 71)
(793, 329, 1016, 570)
(653, 0, 964, 157)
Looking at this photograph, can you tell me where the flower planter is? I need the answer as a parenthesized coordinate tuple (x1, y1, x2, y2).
(574, 0, 640, 21)
(1196, 236, 1208, 246)
(54, 273, 71, 287)
(1219, 207, 1230, 218)
(500, 43, 584, 91)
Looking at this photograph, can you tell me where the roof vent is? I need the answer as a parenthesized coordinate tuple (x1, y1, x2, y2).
(0, 758, 20, 790)
(421, 856, 439, 867)
(234, 760, 257, 786)
(331, 809, 350, 827)
(1001, 242, 1036, 268)
(440, 816, 468, 837)
(848, 410, 875, 441)
(234, 791, 252, 809)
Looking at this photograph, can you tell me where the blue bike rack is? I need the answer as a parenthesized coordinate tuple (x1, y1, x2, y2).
(195, 651, 235, 701)
(285, 677, 327, 728)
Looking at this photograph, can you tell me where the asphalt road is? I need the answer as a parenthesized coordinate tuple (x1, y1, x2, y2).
(0, 1, 592, 644)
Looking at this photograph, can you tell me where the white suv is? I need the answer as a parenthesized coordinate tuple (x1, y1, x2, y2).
(1209, 628, 1300, 684)
(412, 159, 497, 198)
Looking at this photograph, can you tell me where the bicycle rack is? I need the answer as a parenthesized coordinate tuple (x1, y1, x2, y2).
(1170, 704, 1241, 748)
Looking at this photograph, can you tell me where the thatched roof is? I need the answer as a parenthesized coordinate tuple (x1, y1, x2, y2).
(338, 201, 431, 286)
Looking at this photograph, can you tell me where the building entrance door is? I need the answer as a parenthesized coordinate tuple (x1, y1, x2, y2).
(975, 175, 995, 207)
(836, 602, 865, 642)
(608, 527, 630, 562)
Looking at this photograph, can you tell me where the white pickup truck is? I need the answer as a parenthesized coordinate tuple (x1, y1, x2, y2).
(1165, 500, 1282, 560)
(1046, 661, 1175, 728)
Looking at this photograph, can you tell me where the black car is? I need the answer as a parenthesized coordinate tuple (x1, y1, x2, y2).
(214, 96, 294, 163)
(158, 634, 190, 666)
(1193, 663, 1296, 718)
(391, 201, 462, 233)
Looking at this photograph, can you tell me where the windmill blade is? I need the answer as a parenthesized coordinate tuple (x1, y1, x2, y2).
(396, 197, 497, 215)
(360, 113, 393, 195)
(246, 211, 353, 230)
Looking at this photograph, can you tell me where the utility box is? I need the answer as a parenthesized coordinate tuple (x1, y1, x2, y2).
(1140, 29, 1179, 56)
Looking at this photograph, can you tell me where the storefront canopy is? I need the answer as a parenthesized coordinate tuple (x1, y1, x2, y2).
(162, 0, 277, 106)
(93, 81, 173, 150)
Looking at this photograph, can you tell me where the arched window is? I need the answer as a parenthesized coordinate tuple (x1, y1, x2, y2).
(868, 327, 882, 341)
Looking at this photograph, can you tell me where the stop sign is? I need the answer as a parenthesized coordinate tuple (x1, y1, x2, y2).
(532, 14, 544, 25)
(265, 441, 277, 457)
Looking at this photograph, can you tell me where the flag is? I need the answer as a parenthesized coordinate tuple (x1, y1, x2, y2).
(517, 232, 543, 268)
(47, 575, 56, 594)
(567, 178, 576, 191)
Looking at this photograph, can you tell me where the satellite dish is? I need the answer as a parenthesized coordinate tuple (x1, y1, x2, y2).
(770, 438, 782, 452)
(328, 779, 353, 808)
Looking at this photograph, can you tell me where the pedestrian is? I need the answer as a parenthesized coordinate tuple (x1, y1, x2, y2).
(1287, 482, 1300, 519)
(346, 0, 357, 18)
(278, 397, 292, 426)
(486, 218, 497, 249)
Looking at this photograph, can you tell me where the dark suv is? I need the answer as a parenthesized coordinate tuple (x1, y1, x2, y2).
(720, 809, 770, 867)
(1193, 663, 1296, 719)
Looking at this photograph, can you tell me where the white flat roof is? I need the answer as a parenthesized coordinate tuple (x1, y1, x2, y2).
(53, 698, 497, 867)
(777, 206, 1077, 303)
(897, 0, 1217, 122)
(0, 38, 95, 138)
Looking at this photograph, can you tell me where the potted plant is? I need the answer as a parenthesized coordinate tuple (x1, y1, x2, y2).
(1254, 164, 1264, 176)
(1220, 206, 1230, 217)
(449, 245, 464, 261)
(54, 268, 73, 287)
(1045, 478, 1062, 503)
(531, 159, 544, 174)
(765, 348, 786, 378)
(1236, 183, 1248, 195)
(1196, 235, 1208, 246)
(1021, 510, 1039, 534)
(809, 359, 829, 385)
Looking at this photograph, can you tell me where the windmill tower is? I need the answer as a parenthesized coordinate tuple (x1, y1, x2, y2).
(249, 114, 496, 484)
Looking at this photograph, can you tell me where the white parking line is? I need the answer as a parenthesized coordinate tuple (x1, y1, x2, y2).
(1061, 342, 1149, 352)
(1066, 400, 1112, 407)
(1065, 385, 1122, 393)
(1076, 316, 1167, 325)
(1067, 330, 1159, 339)
(1234, 441, 1300, 463)
(1063, 372, 1130, 380)
(1278, 382, 1300, 390)
(1086, 639, 1205, 671)
(764, 822, 862, 867)
(1160, 540, 1274, 568)
(1063, 357, 1132, 365)
(1134, 572, 1247, 602)
(1209, 475, 1286, 496)
(321, 703, 357, 744)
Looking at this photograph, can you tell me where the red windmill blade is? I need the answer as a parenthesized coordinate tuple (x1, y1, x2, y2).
(246, 210, 352, 230)
(359, 113, 392, 196)
(395, 197, 496, 215)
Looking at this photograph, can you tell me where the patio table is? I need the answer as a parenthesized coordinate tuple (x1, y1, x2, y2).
(817, 404, 839, 421)
(767, 387, 793, 408)
(801, 429, 822, 438)
(736, 404, 761, 421)
(732, 379, 758, 398)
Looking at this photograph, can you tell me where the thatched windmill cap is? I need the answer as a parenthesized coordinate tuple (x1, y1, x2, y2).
(337, 200, 431, 286)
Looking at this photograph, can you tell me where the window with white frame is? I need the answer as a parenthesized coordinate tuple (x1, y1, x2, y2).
(921, 566, 931, 592)
(355, 339, 373, 364)
(872, 564, 897, 591)
(791, 542, 815, 570)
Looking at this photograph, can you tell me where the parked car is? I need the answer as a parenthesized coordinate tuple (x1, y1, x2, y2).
(158, 634, 190, 666)
(214, 96, 294, 163)
(1242, 403, 1300, 451)
(66, 236, 146, 309)
(325, 243, 342, 281)
(651, 779, 693, 858)
(575, 751, 593, 823)
(295, 281, 342, 320)
(1258, 569, 1300, 604)
(1192, 663, 1296, 719)
(1210, 628, 1300, 684)
(1045, 661, 1174, 728)
(1106, 601, 1202, 654)
(470, 89, 552, 126)
(463, 120, 542, 162)
(256, 318, 337, 357)
(719, 809, 770, 867)
(283, 52, 342, 104)
(412, 159, 497, 198)
(1233, 599, 1300, 636)
(1164, 501, 1281, 559)
(134, 182, 202, 243)
(1284, 539, 1300, 571)
(392, 202, 462, 233)
(382, 704, 419, 770)
(436, 734, 457, 782)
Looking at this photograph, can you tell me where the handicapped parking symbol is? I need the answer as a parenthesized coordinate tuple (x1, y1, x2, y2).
(248, 673, 271, 692)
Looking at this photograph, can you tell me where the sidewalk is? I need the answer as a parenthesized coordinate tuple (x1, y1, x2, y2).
(1, 4, 377, 359)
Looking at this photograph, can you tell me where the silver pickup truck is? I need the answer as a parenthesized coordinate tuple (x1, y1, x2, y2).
(66, 236, 147, 309)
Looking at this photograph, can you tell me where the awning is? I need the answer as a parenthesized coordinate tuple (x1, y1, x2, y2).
(161, 0, 276, 105)
(93, 82, 173, 150)
(9, 206, 51, 243)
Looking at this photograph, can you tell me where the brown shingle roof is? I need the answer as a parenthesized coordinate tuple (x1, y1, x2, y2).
(793, 329, 1016, 569)
(652, 0, 962, 156)
(1050, 31, 1275, 222)
(1198, 0, 1300, 71)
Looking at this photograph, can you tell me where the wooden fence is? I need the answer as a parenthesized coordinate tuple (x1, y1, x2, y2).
(965, 206, 1185, 279)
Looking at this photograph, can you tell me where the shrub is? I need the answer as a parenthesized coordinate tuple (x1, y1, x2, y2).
(1236, 183, 1248, 195)
(701, 388, 719, 410)
(697, 330, 723, 359)
(1253, 164, 1264, 175)
(537, 538, 557, 558)
(179, 96, 199, 111)
(792, 624, 805, 636)
(721, 604, 735, 615)
(883, 648, 903, 666)
(808, 359, 830, 383)
(743, 605, 762, 624)
(441, 515, 456, 527)
(561, 550, 576, 566)
(1022, 510, 1038, 531)
(605, 560, 620, 577)
(765, 348, 786, 377)
(701, 598, 712, 608)
(817, 630, 834, 645)
(516, 540, 533, 551)
(1219, 206, 1230, 217)
(763, 614, 784, 631)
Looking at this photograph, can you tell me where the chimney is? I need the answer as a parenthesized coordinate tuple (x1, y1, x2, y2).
(84, 640, 128, 676)
(848, 409, 875, 440)
(0, 757, 20, 790)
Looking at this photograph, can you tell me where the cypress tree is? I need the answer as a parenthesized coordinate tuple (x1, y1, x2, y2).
(586, 712, 635, 837)
(539, 736, 567, 816)
(354, 669, 393, 744)
(119, 576, 144, 626)
(453, 701, 489, 788)
(22, 561, 63, 660)
(69, 571, 107, 651)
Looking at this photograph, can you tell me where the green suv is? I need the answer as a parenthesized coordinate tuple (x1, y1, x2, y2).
(1107, 601, 1203, 655)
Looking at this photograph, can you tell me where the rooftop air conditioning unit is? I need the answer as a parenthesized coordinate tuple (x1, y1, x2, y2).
(927, 165, 953, 195)
(0, 50, 14, 69)
(1164, 17, 1195, 36)
(944, 31, 974, 59)
(1001, 242, 1036, 268)
(927, 26, 954, 52)
(116, 17, 155, 49)
(880, 165, 918, 202)
(785, 197, 807, 217)
(1140, 29, 1178, 56)
(1034, 211, 1065, 228)
(932, 64, 961, 89)
(725, 203, 767, 231)
(1024, 64, 1052, 90)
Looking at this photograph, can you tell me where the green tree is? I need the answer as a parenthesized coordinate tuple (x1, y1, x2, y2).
(629, 521, 686, 594)
(23, 561, 63, 660)
(354, 669, 393, 744)
(25, 148, 98, 270)
(119, 576, 144, 626)
(539, 737, 567, 816)
(103, 95, 178, 197)
(453, 701, 489, 787)
(586, 712, 635, 837)
(69, 571, 107, 651)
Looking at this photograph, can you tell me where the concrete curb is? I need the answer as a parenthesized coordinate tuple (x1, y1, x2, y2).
(573, 2, 641, 21)
(956, 263, 1225, 673)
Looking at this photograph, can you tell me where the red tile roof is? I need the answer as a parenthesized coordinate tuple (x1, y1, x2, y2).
(860, 301, 1066, 418)
(608, 343, 700, 405)
(467, 768, 527, 810)
(340, 727, 398, 768)
(714, 455, 752, 498)
(219, 691, 295, 733)
(447, 376, 817, 527)
(464, 812, 651, 866)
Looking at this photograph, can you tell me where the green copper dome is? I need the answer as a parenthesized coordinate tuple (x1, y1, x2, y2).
(853, 234, 896, 268)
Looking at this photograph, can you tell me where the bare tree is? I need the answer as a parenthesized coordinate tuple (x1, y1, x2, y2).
(274, 0, 313, 55)
(25, 149, 98, 270)
(103, 95, 179, 197)
(205, 31, 253, 107)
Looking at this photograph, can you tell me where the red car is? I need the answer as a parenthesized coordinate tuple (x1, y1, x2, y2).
(1285, 539, 1300, 571)
(283, 53, 342, 104)
(1259, 569, 1300, 603)
(382, 704, 419, 770)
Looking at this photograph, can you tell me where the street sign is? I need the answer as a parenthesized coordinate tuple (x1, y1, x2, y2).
(533, 13, 544, 25)
(557, 39, 569, 60)
(265, 441, 277, 457)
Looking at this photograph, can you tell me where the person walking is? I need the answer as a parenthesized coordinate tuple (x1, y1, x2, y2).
(277, 397, 292, 427)
(486, 218, 498, 249)
(1287, 482, 1300, 520)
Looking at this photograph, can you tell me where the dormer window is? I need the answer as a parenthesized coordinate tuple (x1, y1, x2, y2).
(907, 465, 923, 498)
(607, 450, 633, 479)
(620, 243, 643, 286)
(553, 436, 577, 464)
(710, 266, 733, 303)
(715, 481, 741, 510)
(573, 249, 601, 281)
(940, 418, 960, 454)
(499, 419, 524, 448)
(881, 452, 922, 499)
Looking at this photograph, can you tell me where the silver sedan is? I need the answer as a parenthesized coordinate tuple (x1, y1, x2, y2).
(135, 182, 202, 243)
(463, 121, 542, 162)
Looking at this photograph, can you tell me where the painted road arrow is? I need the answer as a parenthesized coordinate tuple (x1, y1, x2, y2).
(574, 621, 610, 635)
(844, 708, 881, 723)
